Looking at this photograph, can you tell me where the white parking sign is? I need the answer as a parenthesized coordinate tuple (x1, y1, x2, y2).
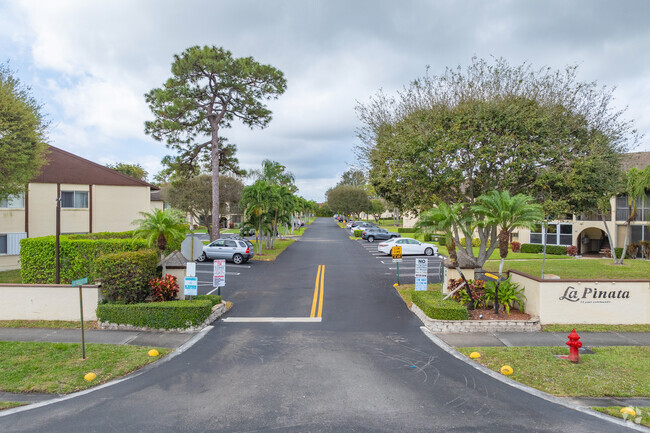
(415, 258, 428, 291)
(213, 259, 226, 287)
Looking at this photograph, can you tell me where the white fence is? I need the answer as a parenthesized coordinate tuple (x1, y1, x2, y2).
(0, 284, 101, 321)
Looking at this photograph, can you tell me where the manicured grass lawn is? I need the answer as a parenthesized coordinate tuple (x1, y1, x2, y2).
(542, 324, 650, 333)
(0, 402, 26, 411)
(435, 245, 573, 261)
(483, 257, 650, 279)
(395, 283, 442, 308)
(250, 239, 295, 261)
(0, 320, 99, 330)
(0, 269, 21, 284)
(457, 346, 650, 397)
(0, 341, 170, 394)
(592, 406, 650, 427)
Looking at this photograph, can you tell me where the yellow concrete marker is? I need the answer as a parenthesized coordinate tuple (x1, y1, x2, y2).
(84, 372, 97, 382)
(148, 349, 159, 357)
(469, 352, 481, 359)
(484, 272, 498, 280)
(620, 407, 636, 416)
(393, 283, 399, 287)
(500, 365, 513, 375)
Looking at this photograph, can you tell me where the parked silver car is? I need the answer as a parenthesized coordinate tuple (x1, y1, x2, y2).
(197, 238, 254, 264)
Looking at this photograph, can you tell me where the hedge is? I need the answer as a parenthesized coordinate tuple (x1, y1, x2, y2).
(437, 235, 446, 245)
(397, 227, 416, 233)
(353, 229, 363, 237)
(412, 291, 469, 320)
(519, 243, 568, 255)
(20, 236, 149, 284)
(97, 300, 214, 330)
(194, 294, 222, 306)
(95, 250, 159, 303)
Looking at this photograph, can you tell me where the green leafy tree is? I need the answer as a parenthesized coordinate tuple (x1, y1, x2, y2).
(338, 169, 366, 187)
(357, 58, 637, 246)
(251, 159, 296, 191)
(326, 185, 370, 219)
(472, 191, 544, 276)
(0, 63, 49, 200)
(145, 46, 286, 241)
(168, 174, 243, 237)
(368, 199, 386, 222)
(316, 202, 333, 217)
(106, 162, 148, 181)
(132, 208, 187, 275)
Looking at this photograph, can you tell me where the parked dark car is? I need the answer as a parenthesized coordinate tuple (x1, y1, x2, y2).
(361, 228, 400, 242)
(350, 221, 377, 232)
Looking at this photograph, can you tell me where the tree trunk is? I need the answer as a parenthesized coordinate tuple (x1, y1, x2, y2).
(210, 124, 221, 241)
(161, 251, 166, 277)
(619, 222, 631, 264)
(600, 213, 618, 263)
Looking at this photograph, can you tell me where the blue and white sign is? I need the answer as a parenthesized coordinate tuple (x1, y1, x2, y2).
(414, 258, 428, 291)
(184, 276, 198, 296)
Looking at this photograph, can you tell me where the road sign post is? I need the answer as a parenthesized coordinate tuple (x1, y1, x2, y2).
(213, 259, 226, 296)
(392, 246, 402, 285)
(71, 277, 88, 359)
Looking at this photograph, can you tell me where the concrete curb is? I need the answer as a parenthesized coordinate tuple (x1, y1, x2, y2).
(0, 325, 215, 418)
(420, 327, 647, 432)
(411, 302, 541, 333)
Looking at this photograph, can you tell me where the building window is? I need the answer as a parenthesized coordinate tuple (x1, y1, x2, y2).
(617, 192, 650, 221)
(0, 193, 25, 209)
(530, 223, 573, 246)
(61, 191, 88, 208)
(0, 235, 6, 254)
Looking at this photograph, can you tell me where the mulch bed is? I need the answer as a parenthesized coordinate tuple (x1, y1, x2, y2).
(467, 308, 531, 321)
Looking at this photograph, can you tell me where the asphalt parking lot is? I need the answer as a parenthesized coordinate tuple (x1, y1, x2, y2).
(352, 231, 445, 284)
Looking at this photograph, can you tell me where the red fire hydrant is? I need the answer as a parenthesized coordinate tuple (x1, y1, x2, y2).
(561, 329, 582, 363)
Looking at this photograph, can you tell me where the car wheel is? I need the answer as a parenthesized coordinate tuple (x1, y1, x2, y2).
(390, 235, 397, 239)
(233, 253, 244, 265)
(196, 252, 207, 262)
(368, 236, 375, 243)
(424, 248, 433, 256)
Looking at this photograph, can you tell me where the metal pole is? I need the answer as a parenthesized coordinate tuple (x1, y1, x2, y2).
(541, 223, 548, 279)
(397, 262, 400, 285)
(55, 195, 61, 284)
(79, 285, 86, 359)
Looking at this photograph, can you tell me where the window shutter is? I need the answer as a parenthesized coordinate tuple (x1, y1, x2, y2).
(7, 232, 27, 255)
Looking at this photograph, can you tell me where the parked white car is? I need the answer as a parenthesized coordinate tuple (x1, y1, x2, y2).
(378, 237, 438, 256)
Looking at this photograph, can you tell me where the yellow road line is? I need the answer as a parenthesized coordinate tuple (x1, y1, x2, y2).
(317, 265, 325, 318)
(310, 265, 322, 318)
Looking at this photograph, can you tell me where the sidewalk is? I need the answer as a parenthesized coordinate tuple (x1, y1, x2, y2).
(435, 331, 650, 348)
(0, 328, 196, 349)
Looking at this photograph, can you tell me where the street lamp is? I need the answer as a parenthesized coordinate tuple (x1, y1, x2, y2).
(55, 194, 61, 284)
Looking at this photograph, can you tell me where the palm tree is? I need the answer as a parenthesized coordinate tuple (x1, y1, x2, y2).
(472, 191, 544, 277)
(132, 208, 187, 276)
(618, 166, 650, 264)
(241, 180, 272, 254)
(252, 159, 296, 191)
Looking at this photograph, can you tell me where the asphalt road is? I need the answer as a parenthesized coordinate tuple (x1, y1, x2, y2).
(0, 218, 631, 432)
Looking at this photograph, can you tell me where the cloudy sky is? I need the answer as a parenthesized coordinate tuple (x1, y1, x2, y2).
(1, 0, 649, 201)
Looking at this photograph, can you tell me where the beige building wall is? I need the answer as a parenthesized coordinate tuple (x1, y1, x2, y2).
(27, 183, 58, 237)
(0, 255, 20, 271)
(0, 284, 101, 321)
(93, 185, 151, 232)
(0, 209, 25, 233)
(150, 200, 164, 211)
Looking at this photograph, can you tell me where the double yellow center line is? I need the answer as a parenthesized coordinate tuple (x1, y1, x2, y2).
(310, 265, 325, 318)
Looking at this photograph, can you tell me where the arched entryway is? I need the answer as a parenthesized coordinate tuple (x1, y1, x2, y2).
(577, 227, 608, 255)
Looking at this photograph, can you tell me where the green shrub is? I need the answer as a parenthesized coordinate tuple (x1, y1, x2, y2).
(20, 236, 149, 284)
(95, 250, 159, 304)
(485, 278, 526, 314)
(398, 227, 416, 233)
(97, 300, 213, 330)
(520, 243, 543, 253)
(437, 235, 446, 245)
(194, 294, 222, 306)
(546, 245, 567, 255)
(67, 231, 134, 240)
(412, 291, 469, 320)
(353, 229, 363, 237)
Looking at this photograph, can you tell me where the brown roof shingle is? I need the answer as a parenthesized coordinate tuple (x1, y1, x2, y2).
(32, 145, 159, 189)
(621, 151, 650, 171)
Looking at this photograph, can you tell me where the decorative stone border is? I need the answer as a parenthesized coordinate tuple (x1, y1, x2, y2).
(410, 303, 541, 333)
(99, 302, 228, 333)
